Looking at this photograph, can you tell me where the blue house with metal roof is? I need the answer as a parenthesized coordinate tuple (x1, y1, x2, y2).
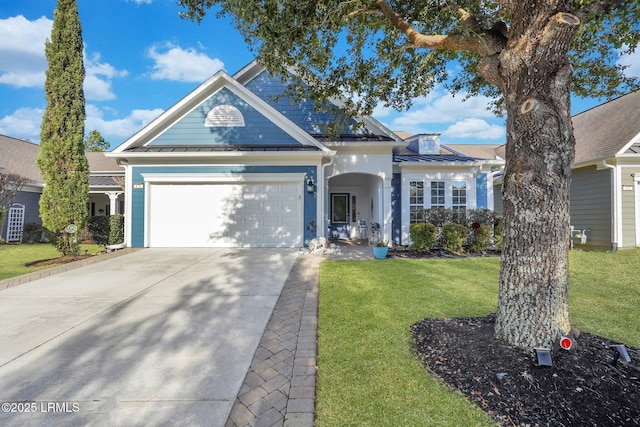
(108, 61, 503, 248)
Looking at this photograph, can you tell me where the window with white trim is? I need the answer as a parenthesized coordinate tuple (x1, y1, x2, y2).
(409, 181, 424, 223)
(452, 181, 467, 212)
(430, 181, 445, 208)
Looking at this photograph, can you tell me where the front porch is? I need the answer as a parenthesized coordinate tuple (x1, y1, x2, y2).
(325, 172, 390, 245)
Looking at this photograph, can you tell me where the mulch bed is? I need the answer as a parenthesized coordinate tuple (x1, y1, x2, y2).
(27, 254, 95, 268)
(391, 247, 499, 259)
(412, 314, 640, 426)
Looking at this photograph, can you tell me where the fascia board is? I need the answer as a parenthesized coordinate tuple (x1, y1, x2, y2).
(398, 160, 490, 169)
(617, 130, 640, 155)
(324, 140, 407, 149)
(399, 158, 504, 167)
(106, 150, 335, 162)
(232, 60, 263, 85)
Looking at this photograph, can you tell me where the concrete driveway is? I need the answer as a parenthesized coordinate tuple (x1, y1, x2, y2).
(0, 248, 298, 426)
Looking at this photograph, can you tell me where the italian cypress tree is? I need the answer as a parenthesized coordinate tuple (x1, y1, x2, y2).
(37, 0, 89, 255)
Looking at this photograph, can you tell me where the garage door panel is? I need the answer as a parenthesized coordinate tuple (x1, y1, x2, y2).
(148, 181, 302, 248)
(282, 200, 299, 212)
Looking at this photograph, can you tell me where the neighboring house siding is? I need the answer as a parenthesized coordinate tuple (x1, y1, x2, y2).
(129, 165, 317, 247)
(391, 173, 401, 245)
(0, 191, 42, 237)
(148, 87, 301, 146)
(570, 166, 612, 248)
(15, 191, 42, 227)
(620, 166, 640, 247)
(1, 191, 41, 239)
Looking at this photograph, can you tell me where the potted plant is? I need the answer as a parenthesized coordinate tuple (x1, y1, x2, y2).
(373, 239, 389, 259)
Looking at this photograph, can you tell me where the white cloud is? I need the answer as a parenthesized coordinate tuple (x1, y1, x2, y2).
(0, 15, 51, 88)
(392, 91, 496, 125)
(147, 43, 224, 82)
(84, 53, 128, 101)
(128, 0, 152, 3)
(86, 104, 164, 141)
(0, 15, 126, 101)
(371, 104, 392, 118)
(371, 88, 505, 142)
(0, 72, 46, 88)
(0, 105, 163, 145)
(617, 48, 640, 79)
(0, 107, 44, 141)
(442, 118, 505, 140)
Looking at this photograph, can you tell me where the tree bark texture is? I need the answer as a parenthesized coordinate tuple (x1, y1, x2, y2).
(492, 7, 580, 348)
(375, 0, 582, 349)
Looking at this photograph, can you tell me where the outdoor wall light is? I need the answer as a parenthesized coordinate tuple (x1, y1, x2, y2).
(534, 348, 553, 367)
(610, 344, 632, 364)
(306, 176, 315, 193)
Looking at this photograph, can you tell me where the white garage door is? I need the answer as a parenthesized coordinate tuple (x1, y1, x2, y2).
(147, 180, 302, 248)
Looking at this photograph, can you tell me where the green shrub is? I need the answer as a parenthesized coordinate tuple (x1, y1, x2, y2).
(423, 207, 448, 226)
(22, 222, 43, 243)
(442, 223, 467, 252)
(109, 214, 124, 245)
(494, 222, 504, 251)
(88, 216, 110, 246)
(469, 223, 491, 253)
(410, 223, 437, 251)
(42, 227, 79, 256)
(466, 209, 496, 226)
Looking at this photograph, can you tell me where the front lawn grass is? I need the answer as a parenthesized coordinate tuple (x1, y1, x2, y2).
(317, 249, 640, 426)
(0, 243, 104, 281)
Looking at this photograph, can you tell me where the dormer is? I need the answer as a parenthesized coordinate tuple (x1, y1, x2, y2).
(406, 134, 441, 155)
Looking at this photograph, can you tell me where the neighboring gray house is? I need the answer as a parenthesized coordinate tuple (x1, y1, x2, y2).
(569, 90, 640, 249)
(0, 134, 124, 242)
(494, 90, 640, 249)
(0, 136, 44, 242)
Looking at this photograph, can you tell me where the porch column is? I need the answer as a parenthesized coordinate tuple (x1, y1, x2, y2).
(105, 192, 123, 215)
(383, 176, 392, 246)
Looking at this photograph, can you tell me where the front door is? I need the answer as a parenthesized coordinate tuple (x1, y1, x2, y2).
(330, 193, 350, 239)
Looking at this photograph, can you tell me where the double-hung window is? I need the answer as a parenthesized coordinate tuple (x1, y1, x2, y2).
(430, 181, 445, 208)
(409, 181, 424, 223)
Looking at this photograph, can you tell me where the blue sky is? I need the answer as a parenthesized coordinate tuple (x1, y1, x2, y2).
(1, 0, 638, 149)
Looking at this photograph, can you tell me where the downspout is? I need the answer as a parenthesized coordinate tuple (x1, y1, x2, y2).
(115, 159, 131, 248)
(321, 155, 335, 240)
(599, 160, 618, 252)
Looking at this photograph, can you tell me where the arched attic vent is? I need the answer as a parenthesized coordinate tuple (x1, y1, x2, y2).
(205, 105, 245, 127)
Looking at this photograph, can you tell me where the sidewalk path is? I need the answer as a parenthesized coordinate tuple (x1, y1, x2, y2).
(225, 254, 320, 427)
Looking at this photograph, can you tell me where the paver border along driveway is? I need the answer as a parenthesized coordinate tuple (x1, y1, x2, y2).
(0, 248, 298, 426)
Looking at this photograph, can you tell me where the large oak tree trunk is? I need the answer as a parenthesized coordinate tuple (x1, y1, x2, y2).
(492, 8, 580, 348)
